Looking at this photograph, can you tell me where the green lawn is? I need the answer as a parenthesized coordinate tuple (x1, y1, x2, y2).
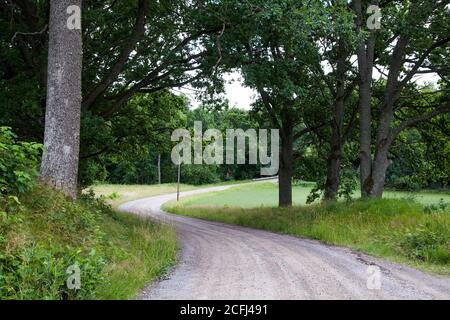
(90, 180, 252, 207)
(175, 182, 450, 208)
(165, 183, 450, 275)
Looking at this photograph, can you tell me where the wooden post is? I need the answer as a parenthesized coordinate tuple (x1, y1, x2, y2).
(157, 154, 161, 184)
(177, 162, 181, 201)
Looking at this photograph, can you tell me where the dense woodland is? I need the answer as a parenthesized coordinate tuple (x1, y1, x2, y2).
(1, 0, 449, 207)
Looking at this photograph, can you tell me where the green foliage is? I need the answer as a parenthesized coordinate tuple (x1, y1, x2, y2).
(337, 168, 358, 202)
(306, 179, 325, 204)
(386, 125, 450, 191)
(1, 244, 105, 300)
(0, 186, 105, 299)
(0, 185, 177, 300)
(400, 223, 450, 264)
(306, 168, 358, 204)
(100, 105, 263, 186)
(0, 127, 42, 195)
(78, 91, 188, 186)
(181, 165, 221, 185)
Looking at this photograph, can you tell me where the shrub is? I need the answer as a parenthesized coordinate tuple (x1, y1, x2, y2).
(400, 224, 450, 264)
(0, 127, 42, 196)
(181, 165, 220, 185)
(0, 244, 105, 300)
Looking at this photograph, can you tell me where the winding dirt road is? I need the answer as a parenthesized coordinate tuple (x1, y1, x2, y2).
(119, 184, 450, 300)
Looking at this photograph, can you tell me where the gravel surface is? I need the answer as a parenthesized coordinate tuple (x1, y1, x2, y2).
(119, 184, 450, 300)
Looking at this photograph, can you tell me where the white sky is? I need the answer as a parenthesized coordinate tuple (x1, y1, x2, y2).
(176, 72, 256, 110)
(175, 70, 440, 111)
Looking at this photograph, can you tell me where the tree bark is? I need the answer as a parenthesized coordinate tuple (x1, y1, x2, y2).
(324, 40, 346, 201)
(40, 0, 83, 199)
(353, 0, 377, 198)
(370, 139, 391, 198)
(357, 36, 375, 197)
(279, 122, 293, 207)
(323, 133, 342, 200)
(369, 36, 408, 198)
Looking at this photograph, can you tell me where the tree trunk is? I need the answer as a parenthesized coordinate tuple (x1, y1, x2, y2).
(370, 102, 395, 198)
(40, 0, 83, 199)
(368, 36, 408, 198)
(370, 141, 390, 198)
(323, 140, 341, 200)
(353, 0, 376, 198)
(279, 123, 293, 207)
(358, 75, 373, 198)
(324, 40, 346, 201)
(323, 114, 343, 200)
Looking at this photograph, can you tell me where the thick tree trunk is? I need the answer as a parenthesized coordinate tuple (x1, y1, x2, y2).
(370, 103, 394, 198)
(279, 124, 293, 207)
(353, 0, 376, 198)
(323, 139, 341, 201)
(368, 36, 408, 198)
(40, 0, 82, 199)
(370, 142, 390, 198)
(358, 76, 373, 197)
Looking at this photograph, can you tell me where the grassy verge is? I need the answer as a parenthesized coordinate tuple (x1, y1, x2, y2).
(95, 209, 177, 299)
(165, 184, 450, 275)
(0, 186, 177, 300)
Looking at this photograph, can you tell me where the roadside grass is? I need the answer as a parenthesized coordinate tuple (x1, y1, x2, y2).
(95, 209, 177, 299)
(0, 186, 177, 299)
(165, 184, 450, 275)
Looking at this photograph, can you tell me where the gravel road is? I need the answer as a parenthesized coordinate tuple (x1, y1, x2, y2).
(119, 184, 450, 300)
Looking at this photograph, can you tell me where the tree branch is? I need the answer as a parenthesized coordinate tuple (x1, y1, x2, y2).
(399, 34, 450, 90)
(82, 0, 149, 111)
(391, 102, 450, 141)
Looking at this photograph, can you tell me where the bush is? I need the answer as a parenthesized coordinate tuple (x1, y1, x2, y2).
(400, 224, 450, 264)
(0, 244, 105, 300)
(181, 165, 220, 185)
(0, 127, 42, 196)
